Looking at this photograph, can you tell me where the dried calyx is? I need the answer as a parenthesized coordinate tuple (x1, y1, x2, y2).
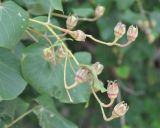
(107, 80, 119, 99)
(95, 5, 105, 18)
(114, 22, 126, 39)
(127, 25, 138, 42)
(56, 45, 66, 59)
(113, 21, 138, 46)
(75, 68, 90, 84)
(66, 15, 78, 30)
(43, 47, 56, 64)
(91, 62, 104, 75)
(111, 101, 129, 118)
(70, 30, 86, 41)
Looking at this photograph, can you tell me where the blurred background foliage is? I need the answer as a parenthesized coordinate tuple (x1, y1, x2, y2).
(1, 0, 160, 128)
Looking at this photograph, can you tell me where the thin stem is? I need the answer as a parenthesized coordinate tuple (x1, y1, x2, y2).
(113, 41, 133, 48)
(69, 58, 76, 74)
(5, 108, 34, 128)
(64, 55, 73, 102)
(91, 86, 114, 108)
(87, 35, 133, 48)
(26, 30, 38, 42)
(47, 7, 52, 23)
(30, 18, 80, 65)
(27, 28, 52, 45)
(78, 16, 98, 22)
(52, 12, 99, 22)
(117, 89, 126, 128)
(43, 22, 79, 65)
(100, 105, 114, 121)
(66, 82, 77, 90)
(136, 0, 145, 15)
(59, 33, 67, 38)
(62, 44, 79, 65)
(49, 23, 72, 34)
(64, 55, 78, 90)
(48, 23, 79, 65)
(30, 19, 133, 48)
(86, 34, 119, 46)
(52, 12, 68, 19)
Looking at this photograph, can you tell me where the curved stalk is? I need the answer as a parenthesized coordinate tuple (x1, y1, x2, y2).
(52, 12, 99, 22)
(100, 105, 114, 121)
(62, 44, 79, 66)
(5, 108, 35, 128)
(113, 41, 133, 48)
(78, 16, 98, 22)
(86, 34, 119, 46)
(91, 86, 114, 108)
(30, 19, 133, 49)
(64, 55, 74, 102)
(27, 28, 52, 45)
(69, 58, 76, 74)
(86, 35, 133, 48)
(64, 55, 78, 90)
(26, 30, 38, 43)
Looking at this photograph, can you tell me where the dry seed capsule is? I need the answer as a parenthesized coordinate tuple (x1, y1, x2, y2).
(95, 5, 105, 18)
(112, 101, 129, 118)
(114, 22, 126, 38)
(127, 25, 138, 42)
(66, 15, 78, 30)
(107, 81, 119, 99)
(75, 68, 89, 84)
(70, 30, 86, 41)
(43, 47, 56, 64)
(57, 46, 66, 59)
(91, 62, 104, 75)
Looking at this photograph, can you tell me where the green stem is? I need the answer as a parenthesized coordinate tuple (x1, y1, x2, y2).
(86, 35, 132, 48)
(52, 12, 99, 22)
(136, 0, 145, 15)
(29, 18, 80, 65)
(64, 55, 73, 102)
(100, 105, 114, 121)
(91, 86, 114, 108)
(86, 34, 119, 46)
(5, 108, 35, 128)
(30, 19, 133, 48)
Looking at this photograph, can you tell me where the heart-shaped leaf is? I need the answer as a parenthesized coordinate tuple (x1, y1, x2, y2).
(0, 1, 29, 49)
(33, 95, 78, 128)
(0, 48, 27, 101)
(24, 0, 63, 15)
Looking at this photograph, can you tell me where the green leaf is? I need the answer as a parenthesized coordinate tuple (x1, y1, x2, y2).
(72, 8, 94, 17)
(115, 66, 130, 79)
(74, 52, 91, 64)
(0, 48, 27, 101)
(120, 10, 146, 24)
(14, 42, 25, 60)
(21, 42, 92, 103)
(33, 95, 78, 128)
(0, 98, 29, 119)
(0, 1, 29, 49)
(94, 80, 106, 93)
(150, 11, 160, 33)
(52, 0, 63, 12)
(115, 0, 135, 10)
(24, 0, 63, 15)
